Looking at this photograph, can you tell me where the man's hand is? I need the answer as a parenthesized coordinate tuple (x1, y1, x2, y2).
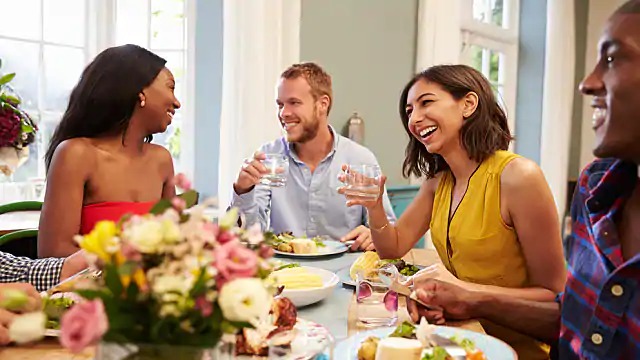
(233, 152, 268, 195)
(407, 279, 477, 324)
(341, 225, 375, 251)
(60, 250, 89, 282)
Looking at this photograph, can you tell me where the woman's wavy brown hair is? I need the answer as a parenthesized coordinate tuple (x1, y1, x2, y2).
(400, 65, 513, 179)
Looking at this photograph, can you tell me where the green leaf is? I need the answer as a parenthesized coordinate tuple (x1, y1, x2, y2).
(75, 289, 110, 301)
(178, 190, 198, 208)
(0, 73, 15, 86)
(21, 123, 34, 134)
(104, 265, 124, 296)
(118, 261, 137, 276)
(389, 321, 416, 338)
(188, 267, 208, 297)
(4, 95, 20, 106)
(219, 207, 239, 229)
(149, 199, 172, 215)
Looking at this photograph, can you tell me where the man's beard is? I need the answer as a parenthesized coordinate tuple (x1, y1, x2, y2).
(288, 110, 321, 144)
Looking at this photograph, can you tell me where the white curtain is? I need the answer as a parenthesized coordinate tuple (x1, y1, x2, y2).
(218, 0, 301, 209)
(415, 0, 461, 72)
(539, 0, 575, 220)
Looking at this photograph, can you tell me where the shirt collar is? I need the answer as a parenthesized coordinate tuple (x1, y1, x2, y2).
(281, 125, 340, 163)
(585, 158, 637, 214)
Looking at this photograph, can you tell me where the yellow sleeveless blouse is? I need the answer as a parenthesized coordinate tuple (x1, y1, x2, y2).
(430, 150, 550, 360)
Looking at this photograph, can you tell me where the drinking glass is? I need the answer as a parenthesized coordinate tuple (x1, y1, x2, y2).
(260, 153, 289, 187)
(355, 269, 398, 328)
(342, 164, 381, 200)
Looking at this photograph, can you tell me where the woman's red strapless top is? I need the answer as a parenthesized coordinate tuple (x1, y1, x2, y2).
(80, 201, 155, 235)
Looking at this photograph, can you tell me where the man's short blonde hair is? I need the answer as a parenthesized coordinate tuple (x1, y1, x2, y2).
(280, 62, 333, 115)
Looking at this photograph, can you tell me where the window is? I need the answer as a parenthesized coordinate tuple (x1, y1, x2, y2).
(0, 0, 191, 194)
(460, 0, 519, 138)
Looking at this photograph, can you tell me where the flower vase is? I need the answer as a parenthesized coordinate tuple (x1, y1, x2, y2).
(95, 340, 235, 360)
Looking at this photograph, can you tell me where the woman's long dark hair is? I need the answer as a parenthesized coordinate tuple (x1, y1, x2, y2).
(400, 65, 513, 179)
(44, 44, 166, 171)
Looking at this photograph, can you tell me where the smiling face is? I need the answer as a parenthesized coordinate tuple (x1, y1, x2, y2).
(276, 76, 329, 144)
(404, 79, 477, 155)
(139, 67, 181, 134)
(580, 11, 640, 161)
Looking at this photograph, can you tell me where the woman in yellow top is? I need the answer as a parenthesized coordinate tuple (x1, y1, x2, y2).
(341, 65, 565, 359)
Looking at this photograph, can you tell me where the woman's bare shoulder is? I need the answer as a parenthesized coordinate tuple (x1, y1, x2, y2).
(51, 138, 97, 166)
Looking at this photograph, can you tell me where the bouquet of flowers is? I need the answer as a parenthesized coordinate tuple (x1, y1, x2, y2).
(1, 175, 280, 358)
(0, 58, 37, 175)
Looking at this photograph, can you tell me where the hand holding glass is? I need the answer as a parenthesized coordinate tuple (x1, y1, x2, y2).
(260, 154, 289, 187)
(342, 164, 382, 200)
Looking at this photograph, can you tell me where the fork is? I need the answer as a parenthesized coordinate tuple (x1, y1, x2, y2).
(427, 334, 467, 360)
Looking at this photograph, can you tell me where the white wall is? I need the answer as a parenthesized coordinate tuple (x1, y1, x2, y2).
(579, 0, 626, 168)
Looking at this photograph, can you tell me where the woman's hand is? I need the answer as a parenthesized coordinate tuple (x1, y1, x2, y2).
(337, 164, 387, 210)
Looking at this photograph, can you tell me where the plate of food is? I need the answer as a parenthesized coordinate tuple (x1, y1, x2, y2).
(338, 251, 423, 287)
(335, 320, 516, 360)
(267, 232, 348, 258)
(235, 297, 333, 359)
(42, 292, 82, 337)
(268, 264, 340, 307)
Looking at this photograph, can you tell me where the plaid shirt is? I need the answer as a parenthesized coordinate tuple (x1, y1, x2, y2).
(560, 158, 640, 359)
(0, 251, 65, 292)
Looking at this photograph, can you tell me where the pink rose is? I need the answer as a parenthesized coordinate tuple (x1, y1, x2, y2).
(258, 244, 274, 259)
(213, 241, 258, 288)
(171, 197, 186, 211)
(217, 229, 236, 244)
(60, 299, 108, 353)
(121, 242, 142, 262)
(174, 173, 192, 191)
(194, 296, 213, 317)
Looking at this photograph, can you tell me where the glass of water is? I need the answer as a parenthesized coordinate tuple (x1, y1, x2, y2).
(260, 153, 289, 187)
(343, 164, 381, 200)
(356, 269, 398, 328)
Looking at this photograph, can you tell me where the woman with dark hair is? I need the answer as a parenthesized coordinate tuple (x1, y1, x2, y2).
(342, 65, 565, 359)
(38, 44, 180, 258)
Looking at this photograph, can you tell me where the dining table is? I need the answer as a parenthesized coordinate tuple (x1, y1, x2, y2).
(1, 248, 484, 359)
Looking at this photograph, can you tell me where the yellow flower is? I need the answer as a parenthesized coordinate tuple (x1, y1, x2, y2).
(114, 252, 147, 292)
(77, 221, 119, 263)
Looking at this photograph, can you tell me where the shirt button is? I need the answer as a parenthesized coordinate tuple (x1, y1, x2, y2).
(591, 333, 603, 345)
(611, 285, 624, 297)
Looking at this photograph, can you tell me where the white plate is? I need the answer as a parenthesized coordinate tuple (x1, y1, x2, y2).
(335, 326, 517, 359)
(274, 240, 348, 258)
(278, 266, 340, 307)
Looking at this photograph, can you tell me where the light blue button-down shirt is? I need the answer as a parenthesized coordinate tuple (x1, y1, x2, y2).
(230, 127, 396, 240)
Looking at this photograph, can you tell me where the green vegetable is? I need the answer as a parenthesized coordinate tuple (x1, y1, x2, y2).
(274, 263, 300, 271)
(43, 296, 76, 326)
(389, 321, 416, 339)
(422, 346, 450, 360)
(458, 338, 476, 352)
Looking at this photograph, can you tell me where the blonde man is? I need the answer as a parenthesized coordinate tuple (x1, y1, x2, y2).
(231, 63, 395, 251)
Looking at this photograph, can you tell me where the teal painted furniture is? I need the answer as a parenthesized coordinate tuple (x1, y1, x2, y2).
(387, 185, 424, 248)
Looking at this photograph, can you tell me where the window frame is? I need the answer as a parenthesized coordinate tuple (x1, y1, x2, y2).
(459, 0, 520, 142)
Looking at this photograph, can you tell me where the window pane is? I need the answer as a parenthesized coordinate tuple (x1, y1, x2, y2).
(0, 0, 41, 40)
(43, 0, 86, 47)
(152, 118, 182, 170)
(0, 39, 40, 109)
(489, 50, 501, 83)
(116, 0, 150, 47)
(43, 45, 85, 112)
(468, 45, 483, 73)
(150, 0, 185, 50)
(473, 0, 505, 28)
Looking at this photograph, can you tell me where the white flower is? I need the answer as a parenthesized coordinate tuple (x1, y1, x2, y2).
(152, 275, 190, 295)
(9, 312, 46, 344)
(123, 219, 164, 253)
(159, 303, 181, 318)
(218, 278, 272, 322)
(161, 219, 182, 243)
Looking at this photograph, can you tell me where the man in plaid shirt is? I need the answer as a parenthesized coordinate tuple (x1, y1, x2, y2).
(0, 250, 87, 344)
(0, 250, 87, 293)
(406, 1, 640, 359)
